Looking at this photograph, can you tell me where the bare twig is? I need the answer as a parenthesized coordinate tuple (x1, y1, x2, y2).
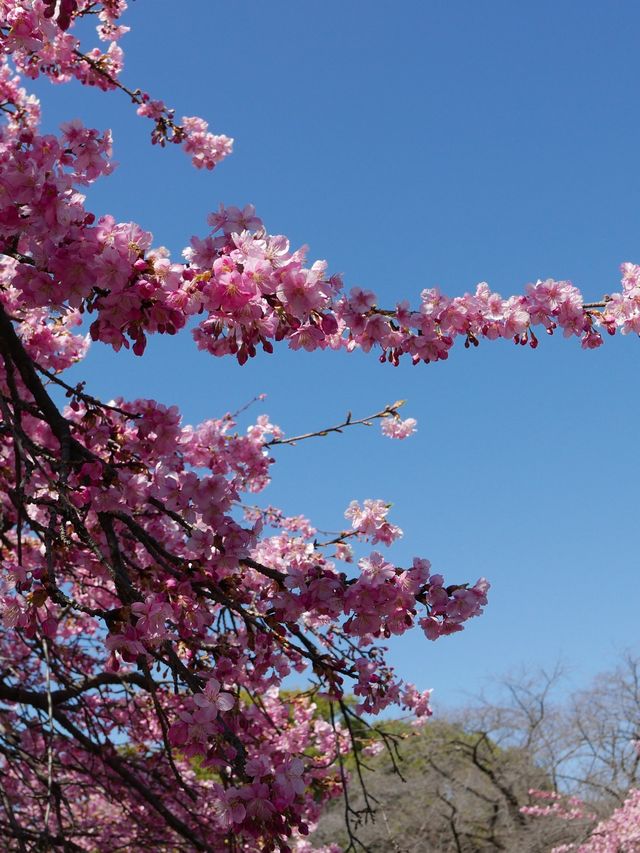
(266, 401, 406, 447)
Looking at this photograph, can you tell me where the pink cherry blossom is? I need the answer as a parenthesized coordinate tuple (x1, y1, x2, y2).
(345, 498, 403, 545)
(381, 415, 417, 439)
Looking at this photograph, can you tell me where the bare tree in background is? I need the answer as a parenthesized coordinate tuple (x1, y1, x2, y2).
(465, 653, 640, 807)
(312, 652, 640, 851)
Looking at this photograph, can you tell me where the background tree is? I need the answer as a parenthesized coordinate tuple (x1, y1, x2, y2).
(465, 656, 640, 808)
(312, 657, 640, 852)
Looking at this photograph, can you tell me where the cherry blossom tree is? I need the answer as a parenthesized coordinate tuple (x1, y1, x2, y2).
(0, 3, 638, 851)
(522, 786, 640, 853)
(574, 789, 640, 853)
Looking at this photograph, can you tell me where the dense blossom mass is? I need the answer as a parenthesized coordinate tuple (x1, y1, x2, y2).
(0, 2, 635, 851)
(523, 788, 640, 853)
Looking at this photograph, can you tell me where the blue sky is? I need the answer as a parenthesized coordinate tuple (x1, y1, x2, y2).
(32, 1, 640, 709)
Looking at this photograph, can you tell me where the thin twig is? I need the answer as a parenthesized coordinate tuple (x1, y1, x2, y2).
(266, 401, 406, 447)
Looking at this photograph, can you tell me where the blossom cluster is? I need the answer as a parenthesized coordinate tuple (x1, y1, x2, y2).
(1, 1, 232, 168)
(523, 788, 640, 853)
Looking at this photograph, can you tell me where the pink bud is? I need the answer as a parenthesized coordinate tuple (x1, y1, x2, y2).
(132, 337, 147, 356)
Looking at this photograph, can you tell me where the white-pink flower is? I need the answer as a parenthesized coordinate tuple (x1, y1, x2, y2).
(381, 416, 417, 439)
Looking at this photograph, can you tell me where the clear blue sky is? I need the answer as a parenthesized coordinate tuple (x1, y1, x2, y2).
(32, 1, 640, 709)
